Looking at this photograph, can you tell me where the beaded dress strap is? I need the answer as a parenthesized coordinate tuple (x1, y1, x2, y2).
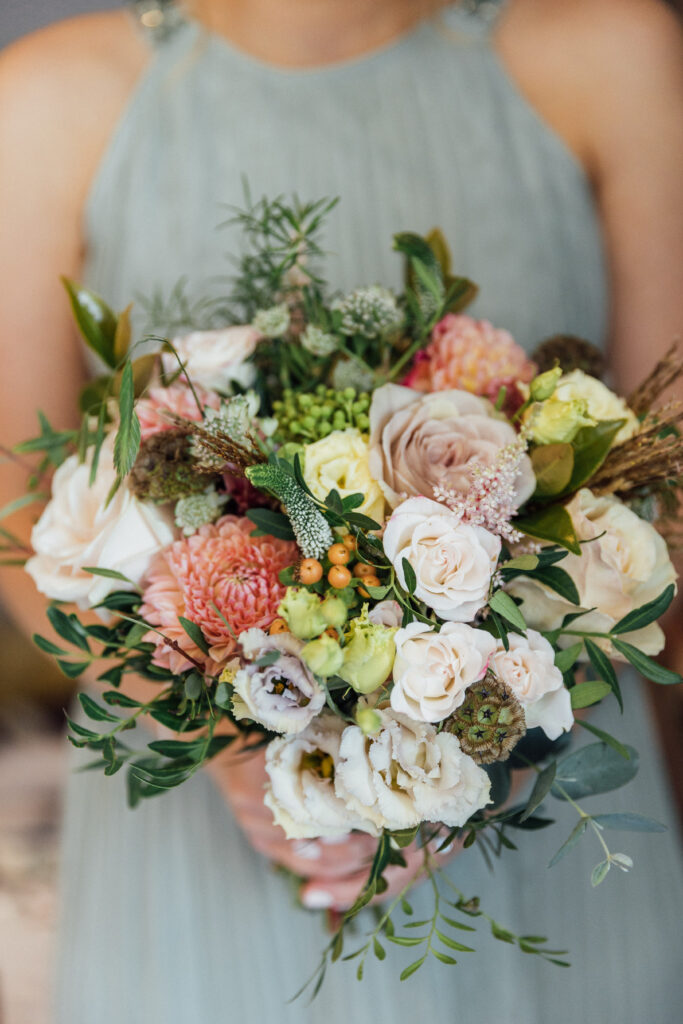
(126, 0, 187, 45)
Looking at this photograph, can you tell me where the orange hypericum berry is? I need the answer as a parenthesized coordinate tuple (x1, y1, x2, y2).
(325, 626, 339, 639)
(358, 575, 381, 598)
(328, 565, 352, 589)
(269, 618, 290, 635)
(342, 535, 357, 552)
(353, 562, 375, 579)
(328, 543, 350, 566)
(300, 558, 323, 584)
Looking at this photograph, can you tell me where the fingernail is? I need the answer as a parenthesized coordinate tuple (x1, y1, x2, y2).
(292, 840, 322, 860)
(319, 835, 347, 846)
(302, 889, 334, 909)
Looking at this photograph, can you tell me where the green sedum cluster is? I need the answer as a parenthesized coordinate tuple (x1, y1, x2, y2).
(273, 385, 371, 443)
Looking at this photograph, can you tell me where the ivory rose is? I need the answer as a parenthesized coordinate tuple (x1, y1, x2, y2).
(162, 326, 260, 393)
(26, 433, 174, 609)
(492, 630, 573, 740)
(303, 428, 385, 524)
(368, 384, 535, 509)
(232, 628, 325, 735)
(391, 622, 496, 723)
(508, 488, 677, 657)
(335, 708, 491, 831)
(264, 715, 375, 839)
(553, 370, 639, 446)
(383, 497, 501, 621)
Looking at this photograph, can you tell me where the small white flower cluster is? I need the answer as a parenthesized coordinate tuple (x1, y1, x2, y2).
(300, 324, 338, 357)
(174, 486, 226, 536)
(334, 285, 402, 340)
(253, 303, 291, 339)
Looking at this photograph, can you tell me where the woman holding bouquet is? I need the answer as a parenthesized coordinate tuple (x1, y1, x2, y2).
(0, 0, 682, 1021)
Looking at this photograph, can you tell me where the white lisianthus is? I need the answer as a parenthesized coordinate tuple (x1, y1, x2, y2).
(303, 428, 385, 525)
(335, 708, 490, 831)
(163, 326, 260, 393)
(391, 622, 496, 723)
(264, 715, 376, 839)
(383, 497, 501, 622)
(554, 370, 639, 445)
(492, 630, 573, 740)
(368, 600, 403, 628)
(26, 433, 174, 609)
(508, 488, 677, 658)
(232, 628, 325, 734)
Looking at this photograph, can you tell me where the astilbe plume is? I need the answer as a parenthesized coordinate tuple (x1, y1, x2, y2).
(433, 436, 529, 543)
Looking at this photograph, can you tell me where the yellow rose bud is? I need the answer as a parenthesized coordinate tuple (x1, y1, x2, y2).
(278, 587, 327, 640)
(338, 607, 396, 694)
(527, 397, 596, 445)
(529, 366, 562, 402)
(301, 633, 344, 678)
(303, 428, 385, 525)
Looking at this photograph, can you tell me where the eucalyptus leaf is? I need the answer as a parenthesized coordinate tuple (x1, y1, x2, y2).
(520, 761, 556, 822)
(554, 742, 638, 800)
(575, 719, 631, 759)
(591, 860, 610, 887)
(592, 812, 666, 834)
(548, 819, 589, 868)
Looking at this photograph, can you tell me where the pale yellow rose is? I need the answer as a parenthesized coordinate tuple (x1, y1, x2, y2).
(303, 428, 385, 524)
(554, 370, 639, 445)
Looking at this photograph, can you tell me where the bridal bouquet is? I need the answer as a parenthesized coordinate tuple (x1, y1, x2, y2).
(9, 195, 682, 991)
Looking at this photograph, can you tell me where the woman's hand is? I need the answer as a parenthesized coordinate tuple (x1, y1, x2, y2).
(207, 744, 460, 912)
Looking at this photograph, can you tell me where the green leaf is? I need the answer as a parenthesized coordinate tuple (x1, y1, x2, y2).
(246, 508, 296, 541)
(548, 819, 589, 868)
(592, 812, 666, 833)
(178, 616, 210, 656)
(82, 567, 137, 586)
(432, 950, 458, 965)
(612, 584, 676, 635)
(341, 492, 365, 511)
(62, 278, 119, 368)
(436, 931, 474, 953)
(399, 957, 426, 981)
(58, 659, 91, 679)
(32, 633, 67, 656)
(575, 719, 631, 759)
(520, 761, 557, 822)
(102, 691, 142, 708)
(531, 443, 574, 497)
(112, 360, 141, 478)
(564, 419, 625, 494)
(611, 638, 683, 685)
(215, 682, 233, 710)
(387, 935, 425, 947)
(387, 826, 419, 848)
(373, 938, 386, 961)
(514, 505, 581, 555)
(591, 860, 610, 887)
(345, 512, 382, 531)
(0, 491, 47, 523)
(554, 642, 584, 674)
(364, 583, 392, 600)
(554, 742, 639, 800)
(184, 672, 203, 701)
(401, 557, 417, 595)
(584, 638, 622, 711)
(570, 679, 613, 709)
(78, 693, 121, 723)
(47, 606, 91, 652)
(501, 554, 540, 572)
(531, 566, 580, 605)
(490, 922, 515, 944)
(488, 591, 526, 632)
(255, 650, 280, 667)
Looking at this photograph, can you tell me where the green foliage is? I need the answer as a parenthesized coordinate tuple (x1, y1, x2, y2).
(62, 278, 119, 369)
(113, 360, 141, 479)
(553, 742, 639, 800)
(514, 505, 581, 555)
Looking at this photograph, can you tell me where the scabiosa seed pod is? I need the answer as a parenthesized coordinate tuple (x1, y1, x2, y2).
(443, 671, 526, 765)
(129, 428, 216, 503)
(333, 285, 402, 340)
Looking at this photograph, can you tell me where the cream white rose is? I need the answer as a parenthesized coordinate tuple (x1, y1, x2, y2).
(391, 622, 496, 723)
(554, 370, 639, 445)
(335, 708, 490, 830)
(264, 715, 375, 839)
(492, 630, 573, 740)
(163, 326, 260, 393)
(303, 428, 385, 524)
(26, 434, 174, 609)
(232, 628, 325, 734)
(383, 497, 501, 621)
(508, 488, 677, 657)
(368, 384, 535, 509)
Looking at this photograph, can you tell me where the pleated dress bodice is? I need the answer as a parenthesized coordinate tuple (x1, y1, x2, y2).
(81, 5, 607, 354)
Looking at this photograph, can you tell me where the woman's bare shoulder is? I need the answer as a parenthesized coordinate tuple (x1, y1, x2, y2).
(0, 10, 149, 201)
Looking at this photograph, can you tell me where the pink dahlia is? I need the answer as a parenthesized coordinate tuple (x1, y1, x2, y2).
(403, 314, 536, 402)
(140, 516, 298, 674)
(137, 383, 221, 441)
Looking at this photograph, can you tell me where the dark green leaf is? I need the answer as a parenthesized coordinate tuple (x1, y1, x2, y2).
(520, 761, 556, 822)
(489, 591, 526, 632)
(584, 638, 622, 710)
(32, 633, 66, 656)
(178, 616, 210, 656)
(57, 659, 91, 679)
(345, 512, 382, 530)
(47, 606, 91, 652)
(62, 278, 119, 368)
(515, 504, 581, 555)
(612, 585, 676, 636)
(490, 922, 515, 944)
(554, 742, 638, 800)
(531, 566, 580, 605)
(102, 691, 142, 708)
(611, 638, 683, 685)
(246, 508, 296, 541)
(554, 642, 584, 674)
(401, 557, 417, 595)
(531, 443, 574, 497)
(564, 420, 625, 494)
(436, 931, 474, 953)
(184, 672, 203, 701)
(387, 826, 419, 849)
(575, 719, 631, 759)
(341, 493, 364, 511)
(78, 693, 121, 723)
(373, 938, 386, 961)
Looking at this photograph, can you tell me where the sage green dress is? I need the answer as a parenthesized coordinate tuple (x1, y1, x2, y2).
(55, 4, 683, 1022)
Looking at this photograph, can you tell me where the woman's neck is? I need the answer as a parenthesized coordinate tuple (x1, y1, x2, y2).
(189, 0, 447, 68)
